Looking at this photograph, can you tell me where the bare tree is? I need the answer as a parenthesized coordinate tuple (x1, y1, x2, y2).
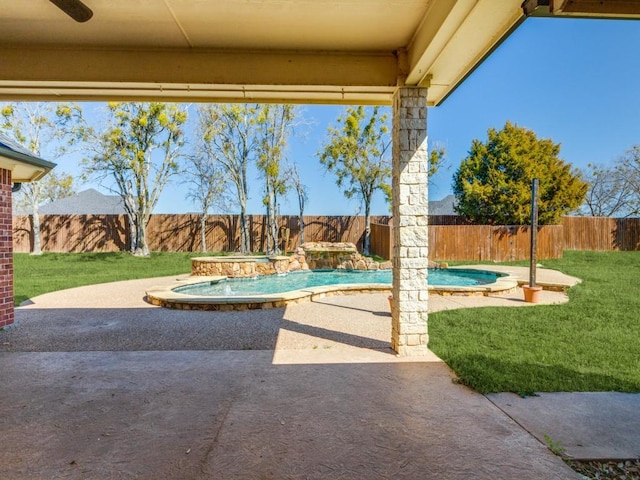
(197, 104, 258, 254)
(83, 102, 187, 256)
(183, 153, 229, 252)
(616, 146, 640, 216)
(256, 105, 296, 255)
(580, 163, 637, 217)
(1, 102, 80, 254)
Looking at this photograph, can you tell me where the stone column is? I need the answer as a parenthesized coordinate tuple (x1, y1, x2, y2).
(391, 87, 429, 356)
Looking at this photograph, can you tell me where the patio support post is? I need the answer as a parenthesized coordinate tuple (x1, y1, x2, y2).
(391, 87, 429, 356)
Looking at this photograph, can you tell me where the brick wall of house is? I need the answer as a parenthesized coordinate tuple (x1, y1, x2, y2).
(0, 168, 14, 327)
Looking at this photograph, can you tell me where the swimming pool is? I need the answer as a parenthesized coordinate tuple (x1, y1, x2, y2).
(173, 268, 501, 297)
(146, 267, 519, 311)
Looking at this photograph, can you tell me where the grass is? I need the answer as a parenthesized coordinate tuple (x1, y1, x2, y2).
(543, 434, 567, 457)
(429, 250, 640, 394)
(13, 251, 206, 305)
(13, 250, 640, 395)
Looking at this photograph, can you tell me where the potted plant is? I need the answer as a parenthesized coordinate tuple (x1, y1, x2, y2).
(523, 283, 542, 303)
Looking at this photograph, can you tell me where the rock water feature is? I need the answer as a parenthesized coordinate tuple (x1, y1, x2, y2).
(299, 242, 393, 271)
(191, 242, 394, 278)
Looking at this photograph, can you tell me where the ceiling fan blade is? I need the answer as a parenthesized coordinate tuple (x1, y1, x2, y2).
(49, 0, 93, 23)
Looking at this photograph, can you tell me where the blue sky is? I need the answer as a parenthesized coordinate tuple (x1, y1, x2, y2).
(58, 17, 640, 215)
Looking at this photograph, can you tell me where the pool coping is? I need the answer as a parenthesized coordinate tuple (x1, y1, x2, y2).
(191, 255, 290, 262)
(145, 268, 521, 311)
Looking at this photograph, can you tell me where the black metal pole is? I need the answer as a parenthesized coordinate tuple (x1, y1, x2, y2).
(529, 178, 539, 287)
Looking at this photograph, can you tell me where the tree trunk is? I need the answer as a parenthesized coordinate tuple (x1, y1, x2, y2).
(130, 214, 150, 257)
(363, 203, 371, 255)
(299, 215, 305, 245)
(269, 222, 280, 255)
(265, 188, 280, 256)
(200, 214, 207, 252)
(239, 205, 250, 254)
(297, 189, 305, 246)
(270, 198, 280, 255)
(128, 216, 137, 254)
(30, 208, 42, 255)
(139, 221, 150, 257)
(265, 191, 274, 254)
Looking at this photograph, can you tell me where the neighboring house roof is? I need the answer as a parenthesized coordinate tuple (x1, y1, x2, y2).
(429, 195, 457, 216)
(16, 188, 126, 215)
(0, 132, 56, 182)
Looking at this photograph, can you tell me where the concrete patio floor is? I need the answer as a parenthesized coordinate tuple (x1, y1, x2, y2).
(1, 349, 580, 480)
(0, 269, 615, 479)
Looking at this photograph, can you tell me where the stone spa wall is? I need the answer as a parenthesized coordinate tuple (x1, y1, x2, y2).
(191, 242, 393, 278)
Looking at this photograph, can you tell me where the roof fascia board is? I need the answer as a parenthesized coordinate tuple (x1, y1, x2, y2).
(0, 46, 399, 89)
(405, 0, 476, 87)
(0, 156, 51, 182)
(426, 2, 525, 106)
(0, 83, 398, 105)
(523, 0, 640, 18)
(0, 147, 56, 172)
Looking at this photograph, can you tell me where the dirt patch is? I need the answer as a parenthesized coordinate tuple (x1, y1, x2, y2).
(567, 459, 640, 479)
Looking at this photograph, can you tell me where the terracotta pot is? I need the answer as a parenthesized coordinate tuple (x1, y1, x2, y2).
(523, 285, 543, 303)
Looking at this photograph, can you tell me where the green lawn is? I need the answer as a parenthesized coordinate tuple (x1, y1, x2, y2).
(13, 250, 640, 394)
(13, 251, 203, 305)
(429, 250, 640, 394)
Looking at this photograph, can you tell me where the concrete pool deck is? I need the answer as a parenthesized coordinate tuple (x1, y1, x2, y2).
(4, 269, 573, 353)
(2, 267, 636, 479)
(144, 264, 576, 311)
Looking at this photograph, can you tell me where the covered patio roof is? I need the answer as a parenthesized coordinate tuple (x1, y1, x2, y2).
(2, 1, 639, 106)
(1, 0, 525, 106)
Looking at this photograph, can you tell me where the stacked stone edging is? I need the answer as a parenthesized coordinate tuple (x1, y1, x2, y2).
(192, 256, 290, 277)
(191, 242, 406, 278)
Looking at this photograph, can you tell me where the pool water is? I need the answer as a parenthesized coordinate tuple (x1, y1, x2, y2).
(174, 268, 502, 297)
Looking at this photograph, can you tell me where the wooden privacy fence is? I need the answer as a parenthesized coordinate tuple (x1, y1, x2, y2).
(562, 216, 640, 251)
(13, 214, 640, 259)
(147, 214, 391, 253)
(13, 214, 128, 253)
(13, 214, 391, 254)
(370, 216, 640, 260)
(370, 223, 564, 261)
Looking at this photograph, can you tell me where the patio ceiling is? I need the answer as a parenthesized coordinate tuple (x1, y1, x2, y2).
(1, 0, 525, 106)
(1, 1, 639, 106)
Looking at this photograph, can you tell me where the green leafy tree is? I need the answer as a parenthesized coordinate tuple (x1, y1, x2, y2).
(256, 104, 296, 255)
(83, 102, 187, 256)
(453, 122, 587, 225)
(197, 104, 258, 254)
(1, 102, 80, 254)
(427, 141, 447, 178)
(319, 106, 392, 255)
